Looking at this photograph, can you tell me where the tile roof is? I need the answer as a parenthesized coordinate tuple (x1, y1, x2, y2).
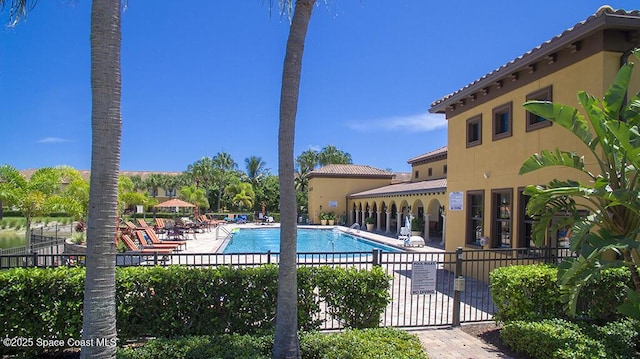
(407, 146, 448, 165)
(430, 6, 640, 113)
(307, 164, 394, 178)
(349, 178, 446, 198)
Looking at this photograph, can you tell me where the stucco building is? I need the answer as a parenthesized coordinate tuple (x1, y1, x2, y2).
(308, 7, 640, 253)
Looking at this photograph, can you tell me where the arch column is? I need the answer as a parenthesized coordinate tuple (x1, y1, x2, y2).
(355, 210, 360, 226)
(396, 212, 402, 236)
(424, 213, 430, 242)
(385, 211, 391, 233)
(349, 209, 354, 226)
(440, 214, 446, 246)
(376, 211, 382, 231)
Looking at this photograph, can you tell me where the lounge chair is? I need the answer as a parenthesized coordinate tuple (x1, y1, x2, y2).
(135, 230, 182, 251)
(204, 214, 226, 227)
(153, 217, 167, 236)
(136, 218, 150, 228)
(120, 234, 174, 254)
(124, 221, 142, 230)
(143, 228, 187, 250)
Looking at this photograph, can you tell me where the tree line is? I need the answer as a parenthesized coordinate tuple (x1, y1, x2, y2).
(0, 144, 352, 226)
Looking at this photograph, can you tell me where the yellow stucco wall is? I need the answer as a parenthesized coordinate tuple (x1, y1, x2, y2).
(307, 177, 392, 224)
(444, 51, 638, 251)
(411, 159, 447, 182)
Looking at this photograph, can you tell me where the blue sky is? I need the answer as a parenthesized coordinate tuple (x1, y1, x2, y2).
(1, 1, 638, 174)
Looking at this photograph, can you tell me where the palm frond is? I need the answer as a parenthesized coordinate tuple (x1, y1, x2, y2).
(519, 149, 586, 175)
(523, 101, 595, 150)
(603, 61, 634, 119)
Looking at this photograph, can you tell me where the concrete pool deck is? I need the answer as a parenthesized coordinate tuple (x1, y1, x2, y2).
(176, 223, 445, 254)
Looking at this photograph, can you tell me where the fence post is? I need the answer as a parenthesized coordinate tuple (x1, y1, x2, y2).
(267, 250, 271, 264)
(452, 247, 464, 327)
(372, 249, 380, 267)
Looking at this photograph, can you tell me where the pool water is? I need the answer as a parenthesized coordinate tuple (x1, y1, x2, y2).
(221, 228, 401, 253)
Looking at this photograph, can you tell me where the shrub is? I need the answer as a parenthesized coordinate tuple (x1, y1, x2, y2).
(490, 264, 562, 322)
(501, 318, 639, 359)
(316, 266, 391, 328)
(117, 334, 272, 359)
(117, 329, 427, 359)
(490, 264, 632, 322)
(0, 267, 85, 358)
(301, 328, 426, 359)
(1, 265, 390, 355)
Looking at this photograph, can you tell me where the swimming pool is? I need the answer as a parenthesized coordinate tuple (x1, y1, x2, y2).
(221, 228, 401, 253)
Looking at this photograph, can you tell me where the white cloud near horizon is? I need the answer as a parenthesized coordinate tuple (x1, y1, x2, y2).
(36, 137, 70, 144)
(346, 112, 447, 132)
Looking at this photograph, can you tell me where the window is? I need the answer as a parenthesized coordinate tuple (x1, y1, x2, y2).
(428, 168, 433, 177)
(466, 115, 482, 147)
(443, 164, 447, 175)
(414, 170, 419, 179)
(526, 86, 553, 131)
(492, 189, 513, 248)
(518, 188, 535, 248)
(165, 188, 176, 197)
(149, 188, 158, 197)
(467, 190, 484, 245)
(492, 102, 512, 140)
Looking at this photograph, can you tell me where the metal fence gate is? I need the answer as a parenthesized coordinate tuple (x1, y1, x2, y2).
(0, 246, 572, 329)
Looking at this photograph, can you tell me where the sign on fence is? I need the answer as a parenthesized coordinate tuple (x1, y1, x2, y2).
(411, 261, 437, 295)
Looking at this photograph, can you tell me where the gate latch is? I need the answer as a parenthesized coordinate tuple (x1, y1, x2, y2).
(454, 276, 465, 292)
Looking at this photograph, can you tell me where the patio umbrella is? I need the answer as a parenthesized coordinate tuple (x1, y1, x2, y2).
(155, 199, 196, 219)
(155, 198, 196, 209)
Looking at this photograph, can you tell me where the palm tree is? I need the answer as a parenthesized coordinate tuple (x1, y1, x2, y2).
(295, 149, 319, 172)
(520, 53, 640, 318)
(179, 184, 209, 212)
(145, 173, 164, 199)
(0, 0, 35, 27)
(225, 182, 255, 211)
(317, 144, 352, 166)
(118, 175, 149, 218)
(273, 1, 316, 357)
(128, 174, 144, 189)
(81, 1, 122, 357)
(245, 156, 268, 185)
(212, 151, 238, 211)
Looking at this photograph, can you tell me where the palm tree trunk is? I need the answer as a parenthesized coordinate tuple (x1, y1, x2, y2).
(273, 1, 315, 358)
(81, 1, 121, 358)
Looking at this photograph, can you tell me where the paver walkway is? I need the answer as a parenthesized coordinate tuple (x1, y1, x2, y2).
(411, 327, 513, 358)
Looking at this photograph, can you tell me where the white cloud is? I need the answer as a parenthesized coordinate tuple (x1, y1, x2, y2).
(36, 137, 70, 144)
(346, 113, 447, 132)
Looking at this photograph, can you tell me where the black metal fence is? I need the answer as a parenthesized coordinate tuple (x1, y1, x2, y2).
(0, 246, 575, 329)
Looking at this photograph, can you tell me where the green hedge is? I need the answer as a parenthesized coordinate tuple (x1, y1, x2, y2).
(117, 328, 427, 359)
(490, 264, 632, 322)
(500, 318, 639, 359)
(0, 265, 390, 356)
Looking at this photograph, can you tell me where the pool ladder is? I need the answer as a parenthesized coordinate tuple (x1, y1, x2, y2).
(348, 223, 360, 233)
